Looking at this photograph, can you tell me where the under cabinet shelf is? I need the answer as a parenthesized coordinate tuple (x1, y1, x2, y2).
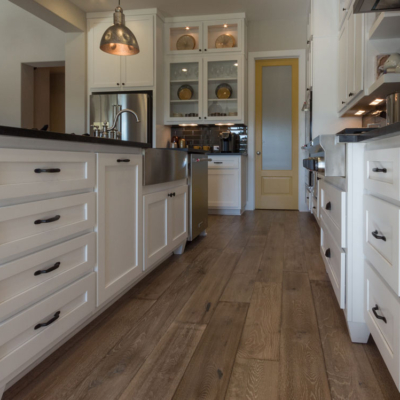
(369, 11, 400, 40)
(170, 79, 199, 83)
(208, 98, 238, 102)
(208, 78, 238, 81)
(367, 73, 400, 97)
(170, 99, 199, 103)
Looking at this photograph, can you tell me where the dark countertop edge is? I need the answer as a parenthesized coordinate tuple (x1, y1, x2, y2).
(167, 148, 247, 155)
(0, 126, 151, 149)
(337, 122, 400, 143)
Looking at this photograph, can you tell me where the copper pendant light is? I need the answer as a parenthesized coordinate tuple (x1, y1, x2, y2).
(100, 0, 140, 56)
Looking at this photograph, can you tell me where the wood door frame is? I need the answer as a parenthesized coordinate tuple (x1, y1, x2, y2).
(247, 50, 307, 212)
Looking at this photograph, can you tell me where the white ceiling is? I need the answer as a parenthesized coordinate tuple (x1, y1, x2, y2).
(69, 0, 309, 22)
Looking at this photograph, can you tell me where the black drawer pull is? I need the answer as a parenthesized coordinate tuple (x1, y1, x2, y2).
(168, 193, 172, 197)
(372, 230, 386, 242)
(34, 215, 60, 225)
(372, 167, 387, 173)
(34, 262, 61, 276)
(173, 192, 176, 197)
(372, 305, 387, 323)
(325, 248, 331, 258)
(214, 162, 223, 164)
(34, 168, 61, 174)
(117, 159, 130, 163)
(325, 202, 331, 210)
(34, 311, 61, 330)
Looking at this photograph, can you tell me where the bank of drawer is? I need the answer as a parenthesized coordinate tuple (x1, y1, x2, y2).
(0, 149, 96, 203)
(0, 233, 96, 321)
(0, 272, 95, 383)
(365, 262, 400, 389)
(208, 156, 239, 169)
(320, 181, 346, 247)
(321, 224, 346, 309)
(364, 195, 400, 295)
(0, 192, 95, 263)
(312, 195, 318, 217)
(365, 148, 400, 201)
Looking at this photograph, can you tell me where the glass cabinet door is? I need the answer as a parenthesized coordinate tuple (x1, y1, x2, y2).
(203, 20, 242, 53)
(205, 57, 241, 121)
(168, 60, 202, 122)
(166, 22, 203, 55)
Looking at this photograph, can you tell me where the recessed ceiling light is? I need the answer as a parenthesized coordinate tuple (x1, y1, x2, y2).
(182, 68, 187, 72)
(369, 98, 384, 106)
(223, 24, 228, 28)
(355, 110, 366, 115)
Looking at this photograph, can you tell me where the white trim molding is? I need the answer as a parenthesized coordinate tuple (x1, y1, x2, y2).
(247, 49, 307, 212)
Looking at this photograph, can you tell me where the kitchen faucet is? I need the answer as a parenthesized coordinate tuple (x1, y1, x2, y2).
(95, 108, 140, 139)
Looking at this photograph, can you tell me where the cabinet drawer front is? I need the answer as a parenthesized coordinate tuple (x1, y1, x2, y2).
(365, 148, 400, 201)
(0, 233, 96, 322)
(208, 156, 239, 169)
(364, 195, 400, 295)
(320, 181, 346, 247)
(0, 193, 96, 263)
(365, 262, 400, 388)
(0, 149, 95, 203)
(321, 224, 346, 309)
(0, 273, 95, 383)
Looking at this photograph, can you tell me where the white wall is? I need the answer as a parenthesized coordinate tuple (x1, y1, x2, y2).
(247, 18, 307, 52)
(0, 1, 65, 128)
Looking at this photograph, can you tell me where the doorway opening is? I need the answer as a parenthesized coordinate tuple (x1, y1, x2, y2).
(21, 61, 65, 132)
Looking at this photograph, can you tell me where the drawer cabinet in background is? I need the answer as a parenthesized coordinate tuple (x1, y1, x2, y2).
(364, 194, 400, 295)
(0, 233, 96, 321)
(0, 192, 96, 263)
(0, 149, 95, 204)
(0, 273, 95, 384)
(365, 148, 400, 201)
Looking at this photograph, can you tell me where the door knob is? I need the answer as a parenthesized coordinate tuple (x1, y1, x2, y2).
(256, 151, 261, 155)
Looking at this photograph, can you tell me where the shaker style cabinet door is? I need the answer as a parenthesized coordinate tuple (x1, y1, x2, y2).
(169, 185, 188, 249)
(97, 154, 143, 306)
(88, 19, 122, 89)
(122, 16, 154, 87)
(338, 24, 348, 110)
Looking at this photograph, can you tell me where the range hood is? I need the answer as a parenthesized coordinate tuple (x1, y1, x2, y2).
(354, 0, 400, 13)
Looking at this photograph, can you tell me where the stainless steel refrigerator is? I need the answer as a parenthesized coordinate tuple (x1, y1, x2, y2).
(90, 91, 152, 145)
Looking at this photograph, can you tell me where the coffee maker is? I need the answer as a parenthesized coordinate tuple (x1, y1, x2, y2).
(219, 131, 240, 153)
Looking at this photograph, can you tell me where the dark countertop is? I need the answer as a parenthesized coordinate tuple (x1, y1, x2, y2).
(168, 148, 247, 156)
(0, 125, 151, 148)
(337, 123, 400, 143)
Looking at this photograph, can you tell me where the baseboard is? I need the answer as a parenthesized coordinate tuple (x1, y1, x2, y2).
(208, 208, 243, 216)
(347, 321, 370, 343)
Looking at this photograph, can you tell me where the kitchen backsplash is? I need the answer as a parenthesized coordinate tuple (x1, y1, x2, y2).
(170, 124, 247, 153)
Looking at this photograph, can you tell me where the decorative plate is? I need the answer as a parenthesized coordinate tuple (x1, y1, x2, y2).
(176, 35, 196, 50)
(178, 85, 194, 100)
(215, 34, 236, 48)
(216, 83, 232, 99)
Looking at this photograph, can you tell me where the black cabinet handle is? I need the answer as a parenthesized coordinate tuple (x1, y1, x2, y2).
(325, 248, 331, 258)
(343, 7, 347, 10)
(326, 202, 331, 210)
(117, 159, 130, 163)
(342, 101, 346, 104)
(34, 311, 61, 330)
(214, 162, 223, 164)
(349, 93, 354, 97)
(173, 192, 176, 197)
(372, 305, 387, 323)
(34, 262, 61, 276)
(372, 230, 386, 242)
(372, 167, 387, 173)
(34, 215, 60, 225)
(117, 83, 120, 85)
(168, 193, 172, 197)
(34, 168, 61, 174)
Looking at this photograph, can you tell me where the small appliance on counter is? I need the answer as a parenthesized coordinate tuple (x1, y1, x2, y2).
(387, 93, 400, 125)
(219, 131, 240, 153)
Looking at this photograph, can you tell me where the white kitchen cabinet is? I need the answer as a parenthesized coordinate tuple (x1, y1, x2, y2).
(338, 24, 348, 110)
(165, 55, 245, 124)
(97, 154, 143, 306)
(88, 15, 154, 90)
(208, 155, 247, 215)
(143, 184, 188, 270)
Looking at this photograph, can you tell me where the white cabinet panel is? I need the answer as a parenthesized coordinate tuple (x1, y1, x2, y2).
(123, 16, 154, 87)
(0, 149, 95, 203)
(143, 190, 169, 270)
(347, 8, 355, 101)
(97, 154, 143, 306)
(338, 25, 348, 110)
(354, 13, 364, 96)
(88, 19, 122, 89)
(169, 185, 188, 248)
(0, 273, 95, 384)
(208, 169, 239, 209)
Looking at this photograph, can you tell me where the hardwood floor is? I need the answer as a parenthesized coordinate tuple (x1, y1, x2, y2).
(4, 211, 400, 400)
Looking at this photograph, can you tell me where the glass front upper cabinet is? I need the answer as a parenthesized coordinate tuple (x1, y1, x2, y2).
(203, 20, 243, 53)
(167, 59, 203, 122)
(166, 22, 203, 55)
(205, 57, 241, 121)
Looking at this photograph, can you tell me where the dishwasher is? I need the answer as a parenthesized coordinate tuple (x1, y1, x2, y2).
(188, 153, 210, 241)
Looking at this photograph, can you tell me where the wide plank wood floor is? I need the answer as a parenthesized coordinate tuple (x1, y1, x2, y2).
(5, 211, 400, 400)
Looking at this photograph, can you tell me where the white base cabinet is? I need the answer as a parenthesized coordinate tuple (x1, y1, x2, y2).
(96, 154, 143, 306)
(208, 155, 247, 215)
(144, 184, 188, 270)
